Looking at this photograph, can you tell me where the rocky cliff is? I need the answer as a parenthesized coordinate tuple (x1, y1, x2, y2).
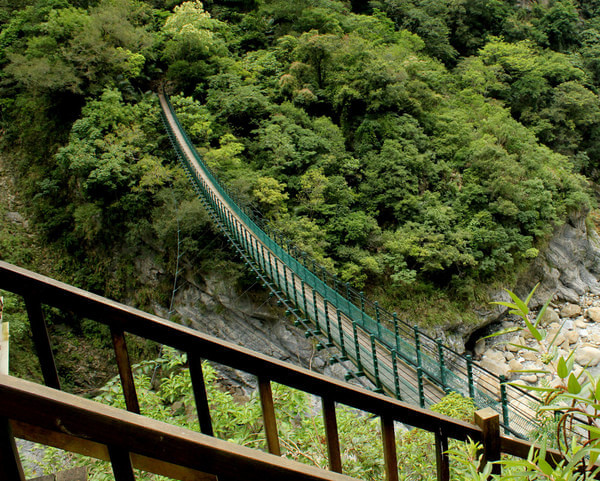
(154, 270, 368, 392)
(466, 208, 600, 347)
(521, 209, 600, 305)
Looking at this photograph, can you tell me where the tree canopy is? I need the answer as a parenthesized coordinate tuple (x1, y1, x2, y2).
(1, 0, 598, 318)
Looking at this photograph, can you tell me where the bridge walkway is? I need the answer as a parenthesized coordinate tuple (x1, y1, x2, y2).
(158, 92, 538, 438)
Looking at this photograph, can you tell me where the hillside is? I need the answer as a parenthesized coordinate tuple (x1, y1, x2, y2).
(1, 0, 599, 333)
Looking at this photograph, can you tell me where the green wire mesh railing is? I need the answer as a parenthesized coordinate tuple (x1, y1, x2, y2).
(159, 92, 540, 439)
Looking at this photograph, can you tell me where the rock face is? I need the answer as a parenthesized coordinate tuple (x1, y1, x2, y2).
(467, 209, 600, 341)
(159, 272, 366, 392)
(519, 210, 600, 306)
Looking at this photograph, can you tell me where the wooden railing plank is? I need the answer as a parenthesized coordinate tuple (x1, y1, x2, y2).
(0, 416, 25, 481)
(1, 375, 356, 481)
(12, 420, 216, 481)
(24, 296, 60, 389)
(189, 353, 214, 437)
(111, 327, 140, 414)
(322, 397, 342, 473)
(500, 435, 566, 470)
(0, 261, 484, 445)
(0, 262, 577, 480)
(258, 376, 281, 456)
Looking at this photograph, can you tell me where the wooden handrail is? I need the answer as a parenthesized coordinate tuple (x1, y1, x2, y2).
(0, 375, 356, 481)
(0, 261, 569, 479)
(0, 261, 481, 441)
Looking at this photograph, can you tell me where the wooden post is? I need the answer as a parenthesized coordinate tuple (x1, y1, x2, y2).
(108, 445, 136, 481)
(474, 408, 501, 476)
(258, 376, 281, 456)
(110, 327, 140, 414)
(188, 353, 214, 436)
(435, 426, 449, 481)
(0, 417, 25, 481)
(0, 296, 8, 375)
(24, 296, 60, 390)
(322, 397, 342, 473)
(381, 416, 398, 481)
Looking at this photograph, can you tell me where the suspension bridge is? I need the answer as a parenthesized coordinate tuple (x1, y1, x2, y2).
(158, 92, 540, 439)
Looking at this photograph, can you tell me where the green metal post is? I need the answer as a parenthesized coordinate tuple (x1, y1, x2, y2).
(393, 312, 400, 351)
(291, 273, 299, 309)
(336, 309, 348, 360)
(375, 301, 382, 336)
(500, 375, 509, 433)
(414, 325, 422, 370)
(359, 291, 365, 324)
(228, 213, 235, 237)
(301, 281, 308, 316)
(283, 264, 289, 297)
(466, 355, 474, 399)
(243, 230, 251, 255)
(391, 350, 401, 400)
(249, 234, 257, 262)
(323, 299, 333, 347)
(437, 339, 447, 393)
(417, 367, 425, 408)
(274, 256, 281, 289)
(235, 218, 242, 244)
(312, 290, 320, 329)
(259, 243, 267, 273)
(266, 250, 274, 283)
(345, 281, 352, 312)
(370, 335, 383, 393)
(352, 321, 364, 375)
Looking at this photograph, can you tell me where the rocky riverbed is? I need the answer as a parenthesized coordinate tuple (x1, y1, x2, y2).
(474, 293, 600, 388)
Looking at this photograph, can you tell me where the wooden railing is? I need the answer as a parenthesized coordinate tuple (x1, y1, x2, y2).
(0, 261, 564, 480)
(1, 375, 357, 481)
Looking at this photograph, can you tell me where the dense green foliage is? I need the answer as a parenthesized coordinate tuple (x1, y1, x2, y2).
(0, 1, 597, 320)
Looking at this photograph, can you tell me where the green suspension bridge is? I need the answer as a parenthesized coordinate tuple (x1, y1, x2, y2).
(158, 92, 539, 439)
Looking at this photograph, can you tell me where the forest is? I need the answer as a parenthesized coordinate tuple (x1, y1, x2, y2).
(4, 0, 600, 479)
(2, 0, 600, 326)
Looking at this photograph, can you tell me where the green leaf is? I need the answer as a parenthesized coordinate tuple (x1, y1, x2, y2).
(506, 289, 529, 316)
(547, 319, 567, 348)
(595, 381, 600, 401)
(524, 284, 539, 308)
(509, 343, 538, 352)
(507, 383, 555, 393)
(490, 301, 519, 310)
(578, 425, 600, 436)
(534, 297, 552, 328)
(483, 326, 522, 339)
(566, 351, 575, 373)
(523, 316, 543, 341)
(538, 456, 553, 476)
(568, 372, 581, 394)
(557, 356, 568, 379)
